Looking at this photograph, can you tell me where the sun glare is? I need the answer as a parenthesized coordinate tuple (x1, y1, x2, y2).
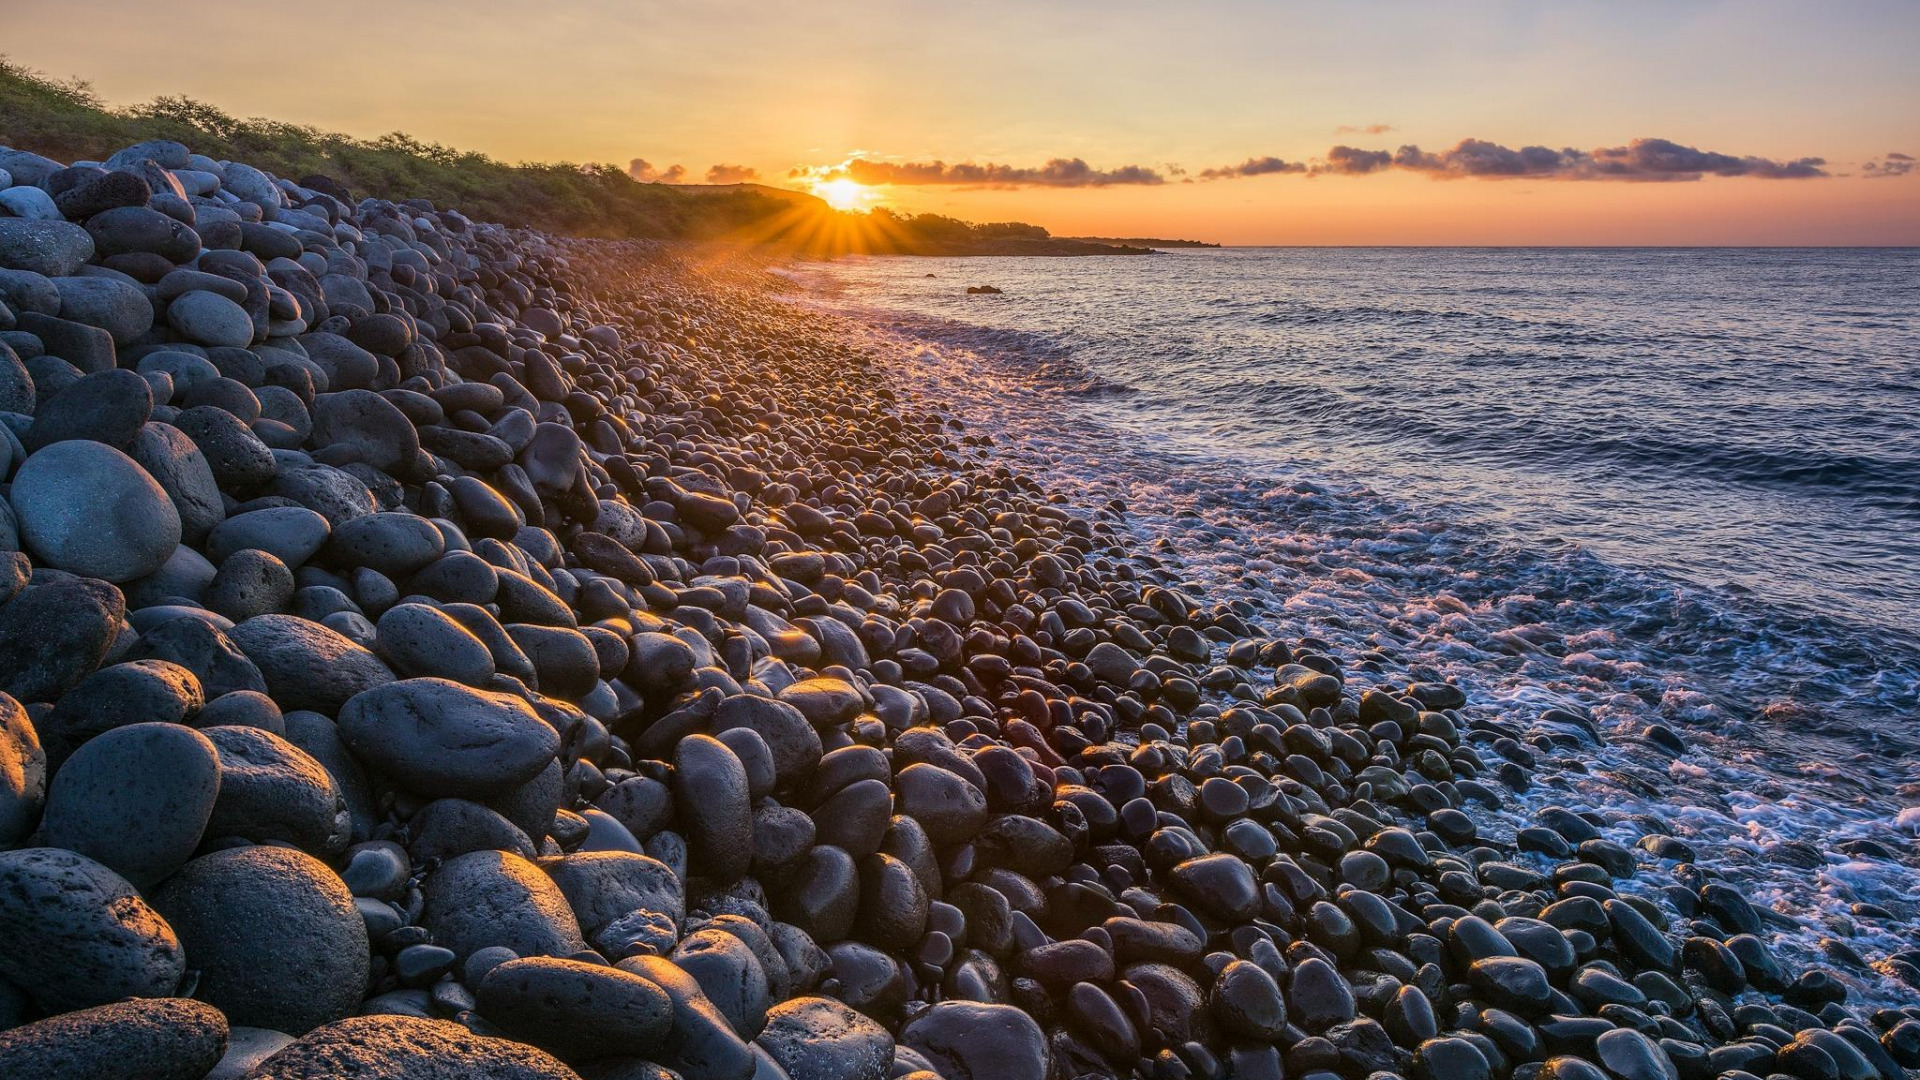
(813, 177, 878, 212)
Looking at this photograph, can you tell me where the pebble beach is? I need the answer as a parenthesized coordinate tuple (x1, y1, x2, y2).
(0, 136, 1917, 1080)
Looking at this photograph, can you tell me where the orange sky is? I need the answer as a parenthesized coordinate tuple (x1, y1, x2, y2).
(7, 0, 1918, 243)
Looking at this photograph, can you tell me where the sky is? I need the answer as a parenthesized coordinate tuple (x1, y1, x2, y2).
(7, 0, 1919, 244)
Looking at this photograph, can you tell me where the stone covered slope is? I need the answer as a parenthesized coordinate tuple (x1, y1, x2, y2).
(0, 136, 1916, 1080)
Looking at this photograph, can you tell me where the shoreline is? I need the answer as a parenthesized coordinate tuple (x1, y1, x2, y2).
(1, 137, 1918, 1080)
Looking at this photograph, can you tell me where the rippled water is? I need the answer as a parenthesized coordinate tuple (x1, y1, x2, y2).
(794, 247, 1920, 1000)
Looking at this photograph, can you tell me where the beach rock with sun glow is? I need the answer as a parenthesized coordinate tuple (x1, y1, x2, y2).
(0, 130, 1902, 1080)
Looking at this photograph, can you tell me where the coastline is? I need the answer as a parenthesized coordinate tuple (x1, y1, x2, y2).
(2, 129, 1917, 1079)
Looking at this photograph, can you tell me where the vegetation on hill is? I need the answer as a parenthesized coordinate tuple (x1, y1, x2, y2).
(0, 58, 1155, 255)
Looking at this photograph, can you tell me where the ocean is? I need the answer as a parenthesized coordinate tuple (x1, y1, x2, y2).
(795, 247, 1920, 997)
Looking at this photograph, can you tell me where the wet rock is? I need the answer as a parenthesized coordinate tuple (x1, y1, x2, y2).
(673, 734, 754, 884)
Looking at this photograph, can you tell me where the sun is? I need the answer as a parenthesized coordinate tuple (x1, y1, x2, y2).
(813, 177, 878, 212)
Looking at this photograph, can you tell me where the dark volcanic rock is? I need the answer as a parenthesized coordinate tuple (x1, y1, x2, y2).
(476, 956, 673, 1062)
(8, 439, 181, 581)
(203, 724, 350, 855)
(228, 613, 394, 712)
(338, 677, 559, 798)
(152, 845, 369, 1035)
(242, 1014, 581, 1079)
(41, 721, 220, 888)
(900, 1001, 1050, 1080)
(756, 995, 894, 1080)
(0, 847, 185, 1012)
(0, 997, 228, 1080)
(420, 849, 588, 963)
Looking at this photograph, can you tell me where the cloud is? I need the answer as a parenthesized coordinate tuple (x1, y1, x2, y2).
(627, 159, 687, 183)
(1863, 152, 1915, 178)
(1317, 145, 1395, 175)
(1198, 156, 1308, 180)
(1305, 137, 1826, 181)
(704, 164, 760, 184)
(1334, 123, 1396, 135)
(802, 157, 1167, 188)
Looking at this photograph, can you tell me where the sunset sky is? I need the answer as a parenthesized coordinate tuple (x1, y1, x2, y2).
(7, 0, 1918, 244)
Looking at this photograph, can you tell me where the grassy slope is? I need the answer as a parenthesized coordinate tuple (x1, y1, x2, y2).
(0, 58, 815, 240)
(0, 60, 1152, 255)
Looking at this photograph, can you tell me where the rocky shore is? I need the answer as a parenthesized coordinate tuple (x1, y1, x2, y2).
(0, 136, 1916, 1080)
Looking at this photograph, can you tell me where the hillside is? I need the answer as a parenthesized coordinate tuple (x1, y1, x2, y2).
(0, 60, 1150, 256)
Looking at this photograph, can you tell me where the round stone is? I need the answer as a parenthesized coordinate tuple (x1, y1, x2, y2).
(900, 1001, 1050, 1080)
(167, 291, 255, 348)
(0, 997, 228, 1080)
(376, 603, 496, 685)
(241, 1014, 579, 1079)
(203, 724, 349, 856)
(757, 996, 895, 1080)
(228, 614, 394, 713)
(40, 722, 220, 889)
(419, 849, 587, 963)
(9, 440, 182, 581)
(0, 847, 185, 1013)
(337, 678, 559, 799)
(475, 956, 673, 1062)
(672, 733, 753, 884)
(152, 845, 368, 1035)
(0, 692, 47, 848)
(0, 219, 94, 277)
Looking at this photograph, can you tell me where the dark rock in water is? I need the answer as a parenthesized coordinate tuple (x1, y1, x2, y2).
(965, 285, 1003, 295)
(241, 1014, 581, 1079)
(673, 733, 754, 884)
(757, 995, 894, 1080)
(618, 952, 759, 1080)
(9, 440, 182, 581)
(229, 613, 394, 712)
(24, 367, 152, 451)
(0, 847, 186, 1012)
(338, 677, 559, 798)
(900, 1001, 1049, 1080)
(420, 848, 587, 963)
(476, 957, 673, 1062)
(41, 722, 220, 888)
(152, 844, 368, 1035)
(0, 997, 228, 1080)
(0, 692, 48, 847)
(202, 724, 349, 855)
(0, 575, 124, 704)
